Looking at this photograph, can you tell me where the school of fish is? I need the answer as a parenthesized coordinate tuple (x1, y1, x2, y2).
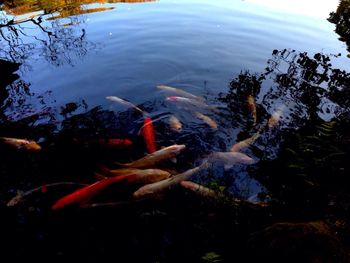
(5, 85, 285, 209)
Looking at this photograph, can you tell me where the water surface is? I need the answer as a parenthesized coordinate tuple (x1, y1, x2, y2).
(1, 0, 350, 261)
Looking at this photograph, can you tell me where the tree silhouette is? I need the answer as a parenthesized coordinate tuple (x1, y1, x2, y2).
(328, 0, 350, 54)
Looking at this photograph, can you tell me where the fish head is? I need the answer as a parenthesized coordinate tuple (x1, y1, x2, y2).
(166, 96, 178, 102)
(169, 144, 186, 155)
(23, 141, 41, 152)
(133, 187, 154, 199)
(236, 152, 256, 164)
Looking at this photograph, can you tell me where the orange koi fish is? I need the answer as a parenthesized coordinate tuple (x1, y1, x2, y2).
(102, 167, 171, 179)
(169, 115, 182, 132)
(180, 181, 216, 198)
(230, 132, 261, 152)
(140, 117, 157, 153)
(116, 144, 186, 169)
(247, 95, 257, 124)
(193, 112, 218, 129)
(0, 137, 41, 152)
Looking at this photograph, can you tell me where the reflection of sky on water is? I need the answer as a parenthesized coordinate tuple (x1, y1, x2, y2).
(245, 0, 339, 18)
(1, 0, 346, 109)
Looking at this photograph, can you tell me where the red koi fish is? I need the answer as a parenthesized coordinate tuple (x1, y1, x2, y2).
(52, 177, 125, 210)
(140, 117, 157, 153)
(97, 138, 133, 149)
(52, 170, 169, 210)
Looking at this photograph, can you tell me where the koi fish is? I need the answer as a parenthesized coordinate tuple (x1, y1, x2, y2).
(208, 152, 256, 169)
(166, 96, 210, 109)
(0, 137, 41, 152)
(133, 162, 209, 199)
(52, 171, 170, 210)
(97, 138, 133, 149)
(247, 95, 257, 124)
(180, 181, 216, 198)
(7, 182, 88, 207)
(106, 96, 144, 114)
(116, 144, 186, 169)
(157, 85, 205, 102)
(268, 105, 286, 128)
(193, 112, 218, 129)
(102, 167, 171, 179)
(230, 132, 260, 152)
(140, 117, 157, 153)
(169, 115, 182, 132)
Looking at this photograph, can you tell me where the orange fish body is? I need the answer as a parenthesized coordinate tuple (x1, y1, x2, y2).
(247, 95, 257, 124)
(141, 117, 157, 153)
(0, 137, 41, 152)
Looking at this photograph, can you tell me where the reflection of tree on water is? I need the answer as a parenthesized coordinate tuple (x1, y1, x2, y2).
(0, 0, 160, 66)
(0, 0, 159, 120)
(1, 0, 157, 18)
(220, 49, 350, 218)
(0, 11, 93, 67)
(329, 0, 350, 54)
(222, 49, 348, 129)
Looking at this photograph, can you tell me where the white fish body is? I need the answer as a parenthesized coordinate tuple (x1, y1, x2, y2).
(208, 152, 256, 169)
(166, 96, 210, 109)
(157, 85, 205, 102)
(106, 96, 144, 114)
(133, 162, 209, 198)
(117, 144, 186, 169)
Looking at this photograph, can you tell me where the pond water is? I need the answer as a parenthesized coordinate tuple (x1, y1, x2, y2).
(1, 0, 348, 108)
(1, 0, 350, 262)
